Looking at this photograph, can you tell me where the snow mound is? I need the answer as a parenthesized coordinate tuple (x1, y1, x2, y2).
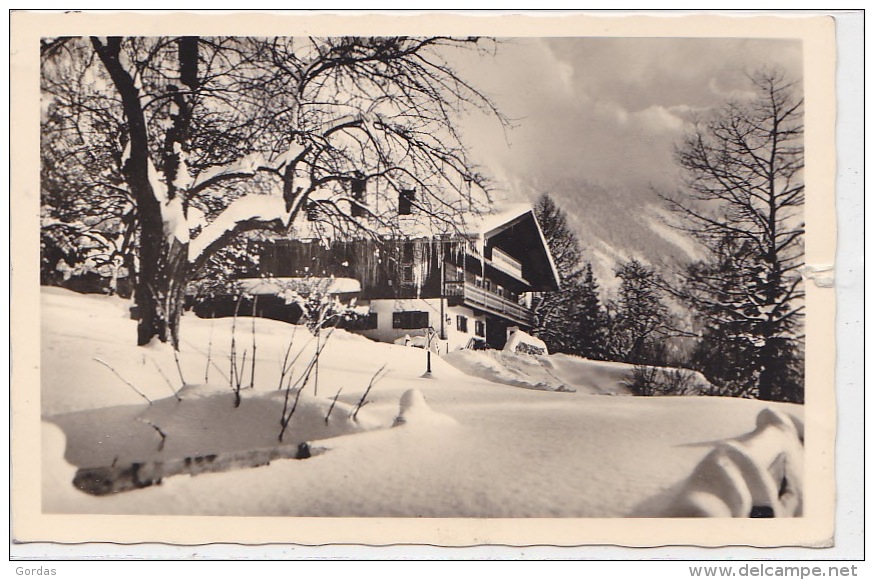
(442, 349, 572, 392)
(504, 327, 548, 355)
(392, 389, 456, 428)
(48, 385, 381, 471)
(42, 422, 104, 512)
(42, 422, 76, 493)
(663, 408, 805, 518)
(443, 349, 637, 394)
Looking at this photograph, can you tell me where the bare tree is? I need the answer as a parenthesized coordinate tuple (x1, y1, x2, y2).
(41, 41, 136, 293)
(41, 36, 503, 348)
(662, 69, 804, 402)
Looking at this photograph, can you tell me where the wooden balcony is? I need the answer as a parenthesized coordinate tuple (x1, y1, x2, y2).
(491, 247, 524, 279)
(443, 280, 533, 326)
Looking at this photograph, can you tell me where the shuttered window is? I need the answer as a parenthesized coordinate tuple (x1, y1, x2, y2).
(399, 188, 416, 215)
(351, 177, 367, 217)
(393, 310, 429, 329)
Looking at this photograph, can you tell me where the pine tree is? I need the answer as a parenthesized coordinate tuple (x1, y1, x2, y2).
(605, 259, 669, 365)
(576, 262, 607, 359)
(530, 194, 587, 354)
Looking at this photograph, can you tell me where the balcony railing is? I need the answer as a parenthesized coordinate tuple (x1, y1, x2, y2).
(443, 280, 533, 326)
(491, 247, 523, 279)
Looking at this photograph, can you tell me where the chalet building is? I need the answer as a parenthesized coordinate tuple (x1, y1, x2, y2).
(246, 203, 560, 352)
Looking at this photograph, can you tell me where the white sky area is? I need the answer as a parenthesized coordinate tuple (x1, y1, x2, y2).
(446, 36, 803, 212)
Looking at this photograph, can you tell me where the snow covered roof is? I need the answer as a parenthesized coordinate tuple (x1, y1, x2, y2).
(238, 277, 361, 296)
(464, 203, 533, 238)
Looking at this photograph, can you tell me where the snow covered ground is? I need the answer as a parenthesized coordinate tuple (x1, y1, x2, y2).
(40, 287, 804, 517)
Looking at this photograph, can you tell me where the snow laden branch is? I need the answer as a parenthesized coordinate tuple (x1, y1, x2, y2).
(190, 195, 289, 264)
(46, 36, 504, 348)
(188, 145, 307, 197)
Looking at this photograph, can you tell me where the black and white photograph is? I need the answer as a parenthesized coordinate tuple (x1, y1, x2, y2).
(12, 10, 842, 549)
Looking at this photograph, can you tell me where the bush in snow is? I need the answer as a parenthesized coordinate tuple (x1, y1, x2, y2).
(625, 364, 704, 397)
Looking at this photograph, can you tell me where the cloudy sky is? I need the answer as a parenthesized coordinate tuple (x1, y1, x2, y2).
(445, 37, 803, 277)
(456, 36, 802, 198)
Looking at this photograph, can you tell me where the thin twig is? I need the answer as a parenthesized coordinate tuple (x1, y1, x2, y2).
(181, 337, 229, 384)
(279, 381, 306, 442)
(173, 349, 186, 387)
(141, 419, 167, 451)
(278, 324, 340, 441)
(229, 296, 242, 392)
(313, 326, 320, 397)
(204, 317, 214, 384)
(325, 388, 342, 424)
(250, 296, 258, 389)
(238, 350, 248, 389)
(150, 358, 181, 401)
(279, 369, 295, 425)
(277, 327, 298, 390)
(94, 358, 152, 405)
(276, 316, 338, 390)
(353, 364, 388, 421)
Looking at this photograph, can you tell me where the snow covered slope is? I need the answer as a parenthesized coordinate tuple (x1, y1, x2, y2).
(442, 349, 711, 396)
(40, 287, 803, 518)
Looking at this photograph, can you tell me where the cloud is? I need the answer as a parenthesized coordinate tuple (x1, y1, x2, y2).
(452, 37, 801, 196)
(444, 36, 802, 270)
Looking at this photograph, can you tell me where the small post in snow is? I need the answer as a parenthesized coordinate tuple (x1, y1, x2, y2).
(422, 326, 434, 378)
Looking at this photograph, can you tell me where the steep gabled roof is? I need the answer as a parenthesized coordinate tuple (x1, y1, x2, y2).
(467, 204, 561, 292)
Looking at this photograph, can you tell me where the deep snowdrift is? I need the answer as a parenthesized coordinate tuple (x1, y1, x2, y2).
(442, 349, 711, 395)
(443, 348, 633, 394)
(41, 287, 804, 517)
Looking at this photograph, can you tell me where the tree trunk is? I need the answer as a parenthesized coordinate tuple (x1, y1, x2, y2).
(135, 235, 190, 348)
(757, 337, 778, 402)
(91, 37, 197, 349)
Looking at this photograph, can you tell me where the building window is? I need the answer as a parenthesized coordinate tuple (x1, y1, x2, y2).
(399, 241, 416, 285)
(306, 200, 321, 221)
(474, 320, 485, 337)
(445, 263, 464, 282)
(393, 310, 429, 329)
(496, 285, 504, 298)
(456, 315, 468, 333)
(401, 264, 415, 284)
(350, 176, 366, 218)
(475, 275, 483, 288)
(344, 312, 377, 330)
(402, 241, 415, 261)
(399, 188, 416, 215)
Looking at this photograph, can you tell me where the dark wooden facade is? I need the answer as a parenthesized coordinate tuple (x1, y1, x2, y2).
(258, 235, 540, 323)
(258, 237, 459, 301)
(212, 208, 561, 348)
